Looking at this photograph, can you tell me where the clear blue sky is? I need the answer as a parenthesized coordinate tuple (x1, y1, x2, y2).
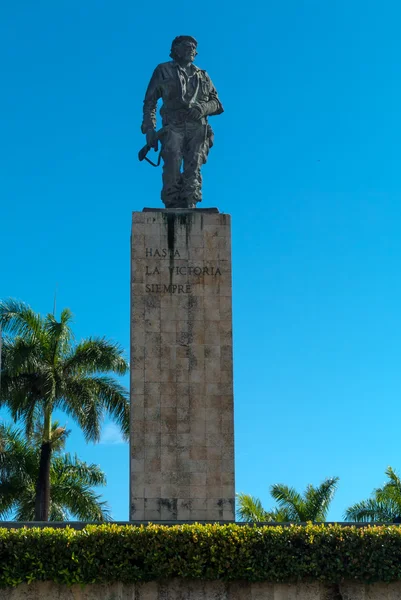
(2, 0, 401, 521)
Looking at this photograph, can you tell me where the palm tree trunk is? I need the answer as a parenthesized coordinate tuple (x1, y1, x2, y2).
(34, 441, 52, 521)
(34, 407, 52, 521)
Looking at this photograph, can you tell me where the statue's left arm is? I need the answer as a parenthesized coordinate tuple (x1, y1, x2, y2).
(198, 74, 224, 117)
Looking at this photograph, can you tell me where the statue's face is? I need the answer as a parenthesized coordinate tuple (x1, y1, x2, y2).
(175, 40, 197, 63)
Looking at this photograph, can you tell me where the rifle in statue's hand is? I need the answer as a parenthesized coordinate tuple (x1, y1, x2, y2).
(138, 128, 163, 167)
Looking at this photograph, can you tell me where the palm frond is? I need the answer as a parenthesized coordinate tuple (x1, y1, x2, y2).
(236, 492, 296, 523)
(0, 299, 44, 341)
(0, 423, 37, 478)
(0, 425, 37, 520)
(49, 502, 67, 522)
(236, 493, 269, 522)
(56, 377, 103, 442)
(263, 507, 294, 522)
(376, 467, 401, 504)
(0, 383, 45, 439)
(351, 466, 401, 522)
(344, 498, 400, 522)
(50, 455, 111, 522)
(44, 310, 74, 362)
(0, 479, 22, 519)
(385, 466, 401, 486)
(13, 489, 36, 521)
(21, 398, 46, 440)
(90, 376, 129, 439)
(63, 338, 128, 377)
(0, 338, 46, 422)
(303, 477, 339, 521)
(1, 337, 43, 377)
(53, 453, 106, 487)
(60, 375, 129, 441)
(270, 484, 304, 520)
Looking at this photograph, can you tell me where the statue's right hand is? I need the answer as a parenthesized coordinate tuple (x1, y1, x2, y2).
(146, 129, 158, 151)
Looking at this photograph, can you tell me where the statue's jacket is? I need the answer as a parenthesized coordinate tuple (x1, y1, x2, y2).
(142, 61, 224, 133)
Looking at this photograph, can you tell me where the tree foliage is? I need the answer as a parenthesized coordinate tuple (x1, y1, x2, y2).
(0, 424, 111, 521)
(345, 467, 401, 522)
(237, 477, 339, 522)
(0, 299, 129, 520)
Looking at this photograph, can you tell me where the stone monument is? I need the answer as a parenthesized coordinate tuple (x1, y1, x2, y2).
(130, 37, 234, 521)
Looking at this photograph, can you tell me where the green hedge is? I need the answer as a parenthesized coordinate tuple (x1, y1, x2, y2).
(1, 523, 401, 587)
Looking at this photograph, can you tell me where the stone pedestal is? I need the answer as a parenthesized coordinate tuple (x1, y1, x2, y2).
(130, 209, 235, 521)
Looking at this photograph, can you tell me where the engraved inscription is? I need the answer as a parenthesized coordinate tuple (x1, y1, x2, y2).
(146, 248, 181, 258)
(168, 266, 221, 276)
(144, 248, 221, 294)
(145, 266, 160, 275)
(146, 284, 192, 294)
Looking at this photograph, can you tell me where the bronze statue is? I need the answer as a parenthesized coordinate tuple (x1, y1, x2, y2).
(140, 36, 224, 208)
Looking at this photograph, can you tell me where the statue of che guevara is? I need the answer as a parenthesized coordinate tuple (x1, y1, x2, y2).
(140, 36, 224, 208)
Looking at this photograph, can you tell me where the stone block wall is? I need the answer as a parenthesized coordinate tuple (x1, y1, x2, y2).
(130, 210, 235, 521)
(1, 580, 399, 599)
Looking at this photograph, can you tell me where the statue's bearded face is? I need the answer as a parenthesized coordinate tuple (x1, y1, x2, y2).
(174, 40, 197, 63)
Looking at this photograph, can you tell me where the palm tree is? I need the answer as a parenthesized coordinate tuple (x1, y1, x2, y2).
(345, 467, 401, 522)
(0, 423, 110, 521)
(237, 477, 339, 523)
(236, 493, 292, 522)
(270, 477, 339, 522)
(0, 299, 129, 521)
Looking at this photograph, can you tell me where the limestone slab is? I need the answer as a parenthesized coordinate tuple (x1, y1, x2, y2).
(130, 210, 235, 522)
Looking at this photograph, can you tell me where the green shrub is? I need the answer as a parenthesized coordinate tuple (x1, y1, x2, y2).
(1, 523, 401, 587)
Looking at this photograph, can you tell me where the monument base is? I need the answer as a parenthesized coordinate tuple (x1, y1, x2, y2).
(130, 209, 235, 521)
(143, 207, 219, 213)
